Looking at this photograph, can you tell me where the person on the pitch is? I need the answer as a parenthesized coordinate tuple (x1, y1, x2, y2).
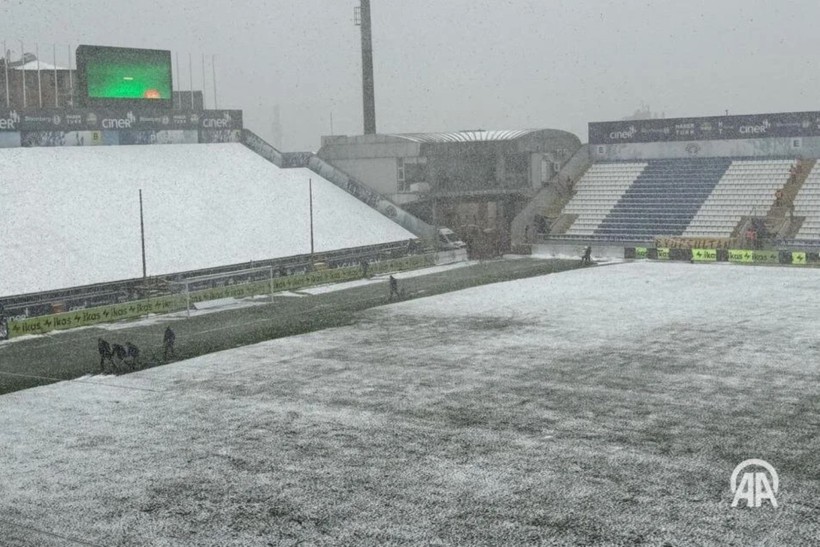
(163, 326, 176, 360)
(388, 275, 400, 300)
(125, 341, 140, 368)
(581, 245, 592, 265)
(97, 338, 114, 372)
(111, 343, 127, 365)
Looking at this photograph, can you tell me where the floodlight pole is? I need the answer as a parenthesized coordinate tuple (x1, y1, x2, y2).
(358, 0, 377, 134)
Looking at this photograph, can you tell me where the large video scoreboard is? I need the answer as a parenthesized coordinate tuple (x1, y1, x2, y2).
(76, 45, 173, 109)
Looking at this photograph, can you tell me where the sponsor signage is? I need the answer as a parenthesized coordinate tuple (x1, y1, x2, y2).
(0, 108, 242, 132)
(692, 248, 718, 261)
(590, 111, 820, 144)
(752, 250, 779, 264)
(7, 254, 434, 338)
(729, 249, 754, 263)
(655, 237, 732, 250)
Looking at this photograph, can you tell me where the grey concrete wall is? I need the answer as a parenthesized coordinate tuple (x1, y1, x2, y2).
(327, 157, 398, 196)
(592, 136, 820, 161)
(319, 135, 420, 160)
(533, 242, 625, 260)
(510, 144, 592, 243)
(306, 156, 436, 239)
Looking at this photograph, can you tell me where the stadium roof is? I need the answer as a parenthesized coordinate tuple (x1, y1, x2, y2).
(386, 129, 544, 143)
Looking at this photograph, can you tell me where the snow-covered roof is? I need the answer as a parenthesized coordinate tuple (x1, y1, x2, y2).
(0, 143, 414, 297)
(388, 129, 542, 144)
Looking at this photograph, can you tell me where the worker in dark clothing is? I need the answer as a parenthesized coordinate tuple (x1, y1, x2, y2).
(125, 342, 140, 368)
(0, 313, 8, 341)
(361, 258, 370, 279)
(388, 275, 400, 300)
(111, 343, 127, 366)
(163, 327, 176, 360)
(97, 338, 114, 371)
(581, 246, 592, 265)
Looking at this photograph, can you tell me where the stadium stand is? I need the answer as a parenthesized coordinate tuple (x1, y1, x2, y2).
(562, 162, 648, 238)
(684, 159, 794, 238)
(793, 162, 820, 241)
(592, 158, 732, 240)
(554, 157, 820, 243)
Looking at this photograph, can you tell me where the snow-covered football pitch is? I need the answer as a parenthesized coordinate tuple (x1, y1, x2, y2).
(1, 261, 819, 546)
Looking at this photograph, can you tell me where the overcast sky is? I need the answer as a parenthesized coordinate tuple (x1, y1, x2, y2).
(2, 0, 820, 150)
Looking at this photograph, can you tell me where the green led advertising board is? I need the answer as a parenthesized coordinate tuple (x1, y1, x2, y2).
(76, 45, 173, 108)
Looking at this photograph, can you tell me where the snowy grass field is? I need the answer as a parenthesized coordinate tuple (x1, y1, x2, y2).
(1, 262, 819, 545)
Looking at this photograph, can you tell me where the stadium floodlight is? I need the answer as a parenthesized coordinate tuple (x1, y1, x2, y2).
(356, 0, 376, 134)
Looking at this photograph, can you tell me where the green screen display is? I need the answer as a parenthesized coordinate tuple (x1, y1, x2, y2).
(77, 46, 173, 105)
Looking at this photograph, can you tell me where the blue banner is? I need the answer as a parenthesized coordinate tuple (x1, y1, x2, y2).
(589, 111, 820, 144)
(0, 108, 242, 132)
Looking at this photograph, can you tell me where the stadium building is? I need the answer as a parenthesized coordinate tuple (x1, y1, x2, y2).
(317, 129, 581, 250)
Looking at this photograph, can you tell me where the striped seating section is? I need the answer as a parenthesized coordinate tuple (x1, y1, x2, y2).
(593, 158, 732, 240)
(793, 164, 820, 240)
(557, 157, 820, 243)
(683, 159, 794, 238)
(563, 162, 647, 237)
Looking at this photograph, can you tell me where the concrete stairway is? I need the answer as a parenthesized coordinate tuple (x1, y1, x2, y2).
(768, 158, 815, 239)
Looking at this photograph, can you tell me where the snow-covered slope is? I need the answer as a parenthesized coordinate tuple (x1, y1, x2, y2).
(0, 143, 414, 296)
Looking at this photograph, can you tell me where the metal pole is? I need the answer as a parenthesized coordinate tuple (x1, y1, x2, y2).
(20, 41, 26, 108)
(201, 52, 206, 109)
(211, 54, 218, 109)
(188, 52, 194, 109)
(139, 189, 147, 279)
(53, 44, 58, 107)
(3, 41, 9, 107)
(175, 52, 180, 109)
(67, 44, 73, 107)
(36, 43, 42, 108)
(309, 178, 315, 257)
